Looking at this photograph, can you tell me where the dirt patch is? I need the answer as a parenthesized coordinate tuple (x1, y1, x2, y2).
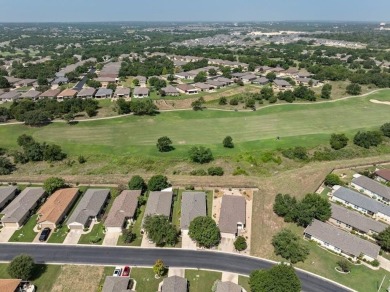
(51, 265, 104, 292)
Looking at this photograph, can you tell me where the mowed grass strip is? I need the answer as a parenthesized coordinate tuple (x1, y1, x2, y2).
(131, 268, 166, 292)
(0, 91, 389, 158)
(9, 214, 38, 242)
(185, 269, 222, 292)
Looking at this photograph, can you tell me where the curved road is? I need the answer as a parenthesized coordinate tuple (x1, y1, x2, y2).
(0, 244, 351, 292)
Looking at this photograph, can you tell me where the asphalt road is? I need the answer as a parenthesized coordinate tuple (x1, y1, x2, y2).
(0, 244, 351, 292)
(73, 68, 96, 91)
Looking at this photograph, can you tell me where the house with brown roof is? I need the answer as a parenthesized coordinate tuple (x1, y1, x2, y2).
(194, 82, 216, 92)
(105, 190, 141, 233)
(375, 169, 390, 183)
(57, 89, 78, 100)
(0, 279, 22, 292)
(273, 79, 293, 91)
(39, 89, 61, 99)
(176, 84, 198, 95)
(114, 87, 131, 99)
(161, 85, 180, 96)
(133, 87, 149, 98)
(36, 188, 79, 229)
(219, 195, 246, 238)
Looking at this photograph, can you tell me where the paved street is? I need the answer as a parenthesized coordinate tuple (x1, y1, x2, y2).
(0, 244, 351, 292)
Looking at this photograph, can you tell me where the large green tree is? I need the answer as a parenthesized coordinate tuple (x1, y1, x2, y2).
(321, 83, 332, 99)
(143, 215, 177, 246)
(156, 136, 173, 152)
(128, 175, 146, 192)
(43, 177, 66, 194)
(0, 157, 14, 175)
(353, 131, 383, 149)
(273, 193, 298, 222)
(249, 264, 301, 292)
(272, 229, 309, 263)
(330, 133, 349, 150)
(346, 83, 361, 95)
(295, 193, 332, 226)
(188, 216, 220, 248)
(375, 226, 390, 251)
(7, 254, 35, 280)
(222, 136, 234, 148)
(148, 175, 169, 191)
(380, 123, 390, 138)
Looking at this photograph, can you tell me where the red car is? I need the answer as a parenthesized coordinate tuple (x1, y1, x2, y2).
(122, 266, 130, 277)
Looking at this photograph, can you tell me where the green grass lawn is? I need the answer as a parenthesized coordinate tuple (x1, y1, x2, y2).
(185, 269, 222, 292)
(78, 223, 105, 245)
(172, 189, 182, 228)
(9, 215, 38, 242)
(0, 263, 61, 292)
(0, 90, 389, 161)
(47, 225, 69, 243)
(131, 268, 166, 292)
(98, 266, 116, 290)
(206, 191, 213, 217)
(117, 204, 146, 246)
(238, 276, 250, 292)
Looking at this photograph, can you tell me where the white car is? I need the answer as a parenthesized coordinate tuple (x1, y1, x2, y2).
(113, 267, 122, 277)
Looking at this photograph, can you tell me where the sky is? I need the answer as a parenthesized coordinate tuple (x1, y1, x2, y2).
(1, 0, 389, 23)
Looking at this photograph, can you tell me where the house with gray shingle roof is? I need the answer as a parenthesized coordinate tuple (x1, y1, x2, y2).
(304, 219, 380, 262)
(21, 90, 41, 100)
(133, 87, 149, 98)
(105, 190, 141, 232)
(331, 186, 390, 223)
(215, 77, 234, 86)
(77, 87, 96, 99)
(95, 88, 113, 99)
(102, 276, 133, 292)
(0, 186, 18, 211)
(252, 77, 269, 85)
(273, 79, 292, 91)
(1, 187, 46, 228)
(351, 174, 390, 203)
(329, 203, 386, 237)
(161, 276, 188, 292)
(215, 281, 242, 292)
(144, 191, 173, 220)
(67, 189, 110, 230)
(180, 192, 206, 230)
(219, 196, 246, 238)
(0, 91, 22, 102)
(114, 87, 131, 99)
(161, 85, 180, 96)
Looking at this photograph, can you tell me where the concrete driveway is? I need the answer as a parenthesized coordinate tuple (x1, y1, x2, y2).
(219, 236, 235, 253)
(141, 233, 156, 248)
(63, 230, 83, 244)
(0, 227, 17, 242)
(168, 268, 185, 277)
(181, 231, 197, 249)
(102, 231, 120, 246)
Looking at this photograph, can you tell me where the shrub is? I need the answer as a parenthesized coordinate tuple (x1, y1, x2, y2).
(189, 146, 213, 164)
(380, 123, 390, 138)
(207, 167, 224, 176)
(371, 259, 380, 267)
(330, 133, 349, 150)
(128, 175, 146, 192)
(282, 147, 308, 160)
(223, 136, 234, 148)
(148, 175, 169, 191)
(219, 97, 227, 105)
(353, 131, 383, 149)
(337, 259, 352, 272)
(190, 169, 207, 176)
(234, 236, 247, 251)
(324, 174, 343, 186)
(78, 155, 86, 164)
(229, 97, 239, 105)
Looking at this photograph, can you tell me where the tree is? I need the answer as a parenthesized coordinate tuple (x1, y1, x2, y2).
(63, 112, 75, 124)
(122, 227, 135, 244)
(194, 71, 207, 83)
(272, 229, 309, 264)
(346, 83, 361, 95)
(115, 98, 131, 114)
(218, 96, 227, 105)
(321, 83, 332, 99)
(128, 175, 146, 192)
(208, 68, 217, 76)
(353, 131, 383, 149)
(107, 82, 117, 91)
(0, 76, 10, 88)
(234, 236, 247, 251)
(207, 167, 224, 176)
(188, 216, 220, 248)
(296, 193, 332, 226)
(156, 136, 173, 152)
(273, 194, 298, 222)
(148, 175, 169, 191)
(17, 134, 35, 148)
(130, 99, 158, 115)
(153, 259, 166, 277)
(43, 144, 67, 161)
(143, 215, 177, 246)
(282, 147, 308, 161)
(0, 157, 14, 175)
(337, 259, 352, 273)
(132, 79, 140, 86)
(380, 123, 390, 138)
(23, 110, 51, 126)
(222, 136, 234, 148)
(189, 146, 213, 164)
(375, 226, 390, 251)
(324, 174, 343, 187)
(266, 72, 277, 81)
(167, 74, 175, 82)
(86, 79, 101, 89)
(260, 86, 274, 100)
(249, 264, 301, 292)
(7, 254, 35, 280)
(330, 133, 349, 150)
(191, 97, 205, 111)
(44, 177, 66, 194)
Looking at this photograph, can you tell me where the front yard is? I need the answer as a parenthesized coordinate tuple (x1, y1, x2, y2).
(131, 268, 166, 292)
(117, 204, 146, 246)
(185, 269, 222, 292)
(48, 225, 69, 244)
(8, 215, 38, 242)
(78, 223, 105, 245)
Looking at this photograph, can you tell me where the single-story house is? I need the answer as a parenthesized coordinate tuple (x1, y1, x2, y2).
(269, 66, 285, 73)
(281, 67, 299, 77)
(176, 84, 198, 95)
(206, 80, 225, 88)
(255, 65, 272, 73)
(231, 72, 247, 80)
(39, 89, 61, 99)
(351, 174, 390, 203)
(67, 189, 110, 230)
(329, 203, 386, 237)
(296, 77, 319, 87)
(296, 72, 313, 79)
(114, 87, 131, 99)
(215, 281, 242, 292)
(4, 76, 22, 85)
(331, 186, 390, 223)
(175, 72, 196, 80)
(134, 76, 147, 87)
(95, 88, 113, 99)
(14, 79, 36, 88)
(161, 85, 180, 96)
(0, 91, 22, 102)
(252, 77, 269, 85)
(0, 187, 46, 228)
(21, 90, 41, 100)
(36, 188, 79, 230)
(0, 186, 18, 211)
(105, 190, 141, 233)
(161, 276, 188, 292)
(273, 79, 293, 91)
(133, 87, 149, 98)
(144, 191, 173, 220)
(51, 77, 69, 89)
(57, 89, 78, 100)
(304, 219, 380, 262)
(375, 169, 390, 183)
(0, 279, 23, 292)
(241, 74, 257, 83)
(102, 276, 134, 292)
(181, 192, 207, 231)
(95, 77, 117, 88)
(194, 82, 216, 92)
(77, 87, 96, 99)
(219, 195, 246, 238)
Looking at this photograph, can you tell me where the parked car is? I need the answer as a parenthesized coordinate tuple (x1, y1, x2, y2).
(122, 266, 130, 277)
(39, 228, 51, 242)
(113, 267, 122, 277)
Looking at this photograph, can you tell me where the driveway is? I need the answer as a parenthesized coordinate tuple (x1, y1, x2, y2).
(0, 227, 17, 242)
(221, 272, 238, 284)
(102, 231, 120, 246)
(219, 236, 235, 253)
(181, 231, 197, 249)
(141, 233, 156, 248)
(168, 268, 185, 278)
(63, 230, 83, 244)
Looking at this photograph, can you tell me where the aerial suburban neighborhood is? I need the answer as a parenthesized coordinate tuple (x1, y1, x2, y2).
(1, 1, 390, 292)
